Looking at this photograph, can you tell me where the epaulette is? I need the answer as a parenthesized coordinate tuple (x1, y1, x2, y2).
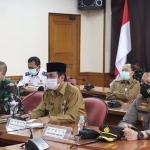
(42, 71, 47, 76)
(25, 72, 30, 76)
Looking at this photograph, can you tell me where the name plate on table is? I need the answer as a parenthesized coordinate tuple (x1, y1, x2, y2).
(42, 124, 75, 143)
(6, 118, 26, 131)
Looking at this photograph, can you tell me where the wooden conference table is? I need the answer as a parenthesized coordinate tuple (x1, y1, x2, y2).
(0, 123, 149, 150)
(76, 85, 109, 96)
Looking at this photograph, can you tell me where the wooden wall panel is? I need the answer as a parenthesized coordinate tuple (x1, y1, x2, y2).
(76, 73, 113, 87)
(6, 73, 113, 87)
(6, 76, 22, 83)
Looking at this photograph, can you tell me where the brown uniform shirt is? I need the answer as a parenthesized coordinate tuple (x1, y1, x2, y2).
(29, 82, 87, 124)
(106, 78, 140, 102)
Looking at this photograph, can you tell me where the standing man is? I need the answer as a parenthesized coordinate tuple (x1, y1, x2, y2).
(106, 63, 140, 102)
(0, 61, 23, 114)
(21, 62, 87, 124)
(118, 69, 150, 140)
(17, 56, 47, 93)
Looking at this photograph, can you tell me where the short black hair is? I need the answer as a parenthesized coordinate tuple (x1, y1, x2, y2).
(0, 61, 7, 73)
(125, 62, 135, 71)
(28, 56, 40, 66)
(57, 72, 67, 82)
(133, 60, 140, 66)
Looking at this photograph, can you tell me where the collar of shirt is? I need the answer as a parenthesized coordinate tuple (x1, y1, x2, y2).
(121, 78, 133, 84)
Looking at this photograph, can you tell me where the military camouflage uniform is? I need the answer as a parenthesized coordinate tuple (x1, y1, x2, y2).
(0, 78, 24, 114)
(106, 78, 140, 102)
(118, 94, 150, 135)
(133, 68, 145, 82)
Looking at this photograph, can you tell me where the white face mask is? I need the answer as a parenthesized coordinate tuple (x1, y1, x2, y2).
(46, 79, 60, 90)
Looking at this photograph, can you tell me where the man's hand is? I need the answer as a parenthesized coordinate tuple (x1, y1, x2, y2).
(21, 114, 31, 120)
(121, 123, 132, 128)
(123, 127, 138, 141)
(33, 116, 50, 125)
(1, 115, 10, 119)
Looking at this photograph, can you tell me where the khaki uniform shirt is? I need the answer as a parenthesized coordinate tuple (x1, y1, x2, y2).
(118, 94, 150, 135)
(106, 78, 140, 102)
(29, 82, 87, 124)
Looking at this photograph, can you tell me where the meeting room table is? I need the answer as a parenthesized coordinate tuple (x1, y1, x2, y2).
(0, 121, 149, 150)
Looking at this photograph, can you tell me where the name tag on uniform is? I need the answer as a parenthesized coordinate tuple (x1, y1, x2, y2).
(49, 102, 54, 105)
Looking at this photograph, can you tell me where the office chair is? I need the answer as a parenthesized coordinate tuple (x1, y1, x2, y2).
(22, 92, 43, 113)
(83, 97, 108, 126)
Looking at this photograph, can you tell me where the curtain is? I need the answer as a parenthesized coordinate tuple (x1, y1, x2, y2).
(110, 0, 150, 77)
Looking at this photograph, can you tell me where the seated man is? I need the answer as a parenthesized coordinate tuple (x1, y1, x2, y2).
(21, 62, 87, 124)
(17, 56, 47, 93)
(133, 60, 145, 82)
(106, 63, 140, 102)
(118, 69, 150, 140)
(0, 61, 23, 114)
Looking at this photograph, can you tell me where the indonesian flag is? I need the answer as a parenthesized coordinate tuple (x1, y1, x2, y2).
(114, 0, 131, 78)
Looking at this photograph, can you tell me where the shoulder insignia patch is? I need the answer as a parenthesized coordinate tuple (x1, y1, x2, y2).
(25, 72, 30, 76)
(42, 71, 47, 76)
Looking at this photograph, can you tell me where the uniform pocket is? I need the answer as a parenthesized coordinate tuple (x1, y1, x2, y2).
(137, 109, 149, 123)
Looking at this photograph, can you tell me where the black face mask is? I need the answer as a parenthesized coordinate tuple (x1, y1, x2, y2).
(140, 83, 150, 98)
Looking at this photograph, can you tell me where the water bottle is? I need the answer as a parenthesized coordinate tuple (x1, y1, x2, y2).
(78, 116, 85, 133)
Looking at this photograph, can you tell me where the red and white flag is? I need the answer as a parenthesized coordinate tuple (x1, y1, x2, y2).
(114, 0, 131, 78)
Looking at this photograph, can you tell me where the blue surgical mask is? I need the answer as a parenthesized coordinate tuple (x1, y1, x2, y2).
(28, 68, 37, 76)
(120, 72, 130, 80)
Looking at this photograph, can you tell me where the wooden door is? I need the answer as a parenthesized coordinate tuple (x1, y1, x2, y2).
(49, 13, 80, 78)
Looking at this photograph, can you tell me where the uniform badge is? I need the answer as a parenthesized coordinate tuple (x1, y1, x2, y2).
(25, 72, 30, 76)
(147, 88, 150, 94)
(141, 102, 148, 106)
(27, 80, 33, 85)
(140, 116, 144, 121)
(42, 71, 47, 76)
(139, 105, 148, 109)
(104, 126, 110, 133)
(38, 80, 44, 85)
(49, 102, 54, 105)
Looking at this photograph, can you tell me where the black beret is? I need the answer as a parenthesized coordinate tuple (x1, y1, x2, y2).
(98, 125, 124, 142)
(46, 62, 66, 73)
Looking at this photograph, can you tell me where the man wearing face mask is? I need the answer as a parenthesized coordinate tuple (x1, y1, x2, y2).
(118, 69, 150, 141)
(17, 56, 47, 93)
(21, 62, 87, 124)
(0, 61, 24, 114)
(106, 63, 140, 102)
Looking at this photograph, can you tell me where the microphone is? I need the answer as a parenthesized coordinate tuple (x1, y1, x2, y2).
(22, 86, 44, 103)
(12, 86, 44, 120)
(0, 127, 33, 139)
(0, 127, 50, 150)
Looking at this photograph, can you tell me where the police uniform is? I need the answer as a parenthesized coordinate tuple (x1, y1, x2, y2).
(0, 78, 24, 114)
(106, 78, 140, 102)
(17, 68, 47, 89)
(29, 82, 87, 124)
(133, 68, 145, 82)
(118, 94, 150, 135)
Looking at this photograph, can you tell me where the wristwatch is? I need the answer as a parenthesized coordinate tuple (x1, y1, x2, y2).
(138, 131, 144, 140)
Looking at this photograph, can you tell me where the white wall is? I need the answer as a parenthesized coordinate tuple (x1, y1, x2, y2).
(0, 0, 111, 75)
